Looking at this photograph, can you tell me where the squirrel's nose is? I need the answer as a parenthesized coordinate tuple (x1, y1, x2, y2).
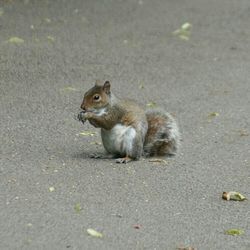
(80, 103, 86, 111)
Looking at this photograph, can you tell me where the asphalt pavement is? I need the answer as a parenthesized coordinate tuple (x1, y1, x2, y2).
(0, 0, 250, 249)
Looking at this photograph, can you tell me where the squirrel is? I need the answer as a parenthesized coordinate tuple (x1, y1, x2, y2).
(77, 80, 180, 163)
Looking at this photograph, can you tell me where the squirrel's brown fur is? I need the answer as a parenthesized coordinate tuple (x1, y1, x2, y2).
(78, 81, 180, 163)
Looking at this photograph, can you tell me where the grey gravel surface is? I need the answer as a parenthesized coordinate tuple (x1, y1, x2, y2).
(0, 0, 250, 249)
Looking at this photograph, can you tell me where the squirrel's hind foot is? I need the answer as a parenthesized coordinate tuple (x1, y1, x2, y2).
(115, 156, 132, 164)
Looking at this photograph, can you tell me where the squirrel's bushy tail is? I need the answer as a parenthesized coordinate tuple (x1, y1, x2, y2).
(143, 109, 180, 156)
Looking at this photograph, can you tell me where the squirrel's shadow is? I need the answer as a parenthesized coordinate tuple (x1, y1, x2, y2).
(71, 150, 108, 160)
(71, 150, 175, 163)
(71, 151, 90, 160)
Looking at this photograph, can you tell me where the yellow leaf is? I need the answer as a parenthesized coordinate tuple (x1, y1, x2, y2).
(208, 112, 219, 118)
(90, 141, 102, 145)
(47, 36, 55, 42)
(207, 112, 219, 123)
(181, 22, 192, 30)
(87, 228, 103, 238)
(61, 86, 78, 92)
(79, 131, 96, 137)
(149, 159, 168, 164)
(225, 229, 244, 236)
(74, 203, 82, 213)
(146, 102, 157, 108)
(7, 37, 24, 44)
(0, 8, 4, 17)
(222, 191, 246, 201)
(49, 187, 55, 192)
(173, 22, 192, 41)
(44, 18, 51, 23)
(177, 247, 195, 250)
(238, 130, 249, 137)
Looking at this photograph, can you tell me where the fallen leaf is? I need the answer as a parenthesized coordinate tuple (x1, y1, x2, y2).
(238, 130, 249, 137)
(225, 229, 244, 236)
(149, 159, 168, 164)
(60, 86, 78, 92)
(7, 178, 17, 183)
(133, 224, 142, 229)
(79, 131, 96, 137)
(0, 8, 4, 17)
(173, 22, 192, 40)
(90, 141, 102, 145)
(222, 191, 246, 201)
(207, 112, 219, 122)
(47, 36, 55, 42)
(208, 112, 219, 118)
(115, 214, 122, 218)
(181, 23, 192, 30)
(7, 37, 24, 44)
(146, 102, 157, 108)
(44, 18, 51, 23)
(49, 186, 55, 192)
(177, 247, 195, 250)
(139, 84, 144, 89)
(87, 228, 103, 238)
(74, 203, 82, 213)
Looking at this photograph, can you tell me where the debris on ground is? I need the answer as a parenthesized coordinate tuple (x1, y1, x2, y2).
(133, 224, 142, 229)
(74, 203, 82, 213)
(173, 22, 192, 40)
(87, 228, 103, 238)
(49, 186, 55, 192)
(7, 37, 24, 44)
(146, 101, 157, 108)
(225, 229, 244, 236)
(79, 131, 96, 136)
(149, 159, 168, 164)
(222, 191, 246, 201)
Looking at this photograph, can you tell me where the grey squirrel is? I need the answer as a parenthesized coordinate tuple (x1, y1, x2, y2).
(78, 81, 180, 163)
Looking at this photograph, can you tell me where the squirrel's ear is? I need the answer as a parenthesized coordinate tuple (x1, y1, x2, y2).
(95, 80, 101, 86)
(103, 81, 111, 94)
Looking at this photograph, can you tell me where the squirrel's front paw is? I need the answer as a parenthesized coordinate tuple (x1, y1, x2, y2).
(77, 111, 87, 123)
(84, 112, 94, 119)
(77, 111, 93, 122)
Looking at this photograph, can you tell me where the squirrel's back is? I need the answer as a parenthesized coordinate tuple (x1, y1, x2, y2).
(144, 109, 180, 156)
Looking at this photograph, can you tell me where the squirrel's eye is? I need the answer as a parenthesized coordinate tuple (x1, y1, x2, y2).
(93, 94, 100, 100)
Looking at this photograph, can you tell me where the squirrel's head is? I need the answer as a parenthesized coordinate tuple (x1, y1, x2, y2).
(80, 80, 111, 113)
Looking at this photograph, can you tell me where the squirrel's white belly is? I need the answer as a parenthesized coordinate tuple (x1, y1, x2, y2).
(101, 124, 136, 155)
